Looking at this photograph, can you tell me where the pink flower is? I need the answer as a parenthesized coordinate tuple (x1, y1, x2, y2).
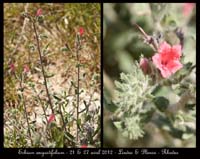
(80, 144, 87, 148)
(36, 8, 42, 16)
(152, 42, 183, 78)
(48, 114, 55, 123)
(79, 27, 84, 36)
(183, 3, 195, 16)
(23, 64, 30, 73)
(140, 58, 150, 74)
(9, 63, 15, 73)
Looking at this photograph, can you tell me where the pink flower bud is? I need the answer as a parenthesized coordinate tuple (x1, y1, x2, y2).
(23, 64, 30, 73)
(79, 27, 84, 36)
(140, 58, 149, 74)
(9, 63, 15, 73)
(36, 8, 42, 16)
(48, 114, 55, 123)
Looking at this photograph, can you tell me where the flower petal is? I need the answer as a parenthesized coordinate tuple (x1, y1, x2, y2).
(158, 42, 171, 55)
(152, 53, 162, 68)
(159, 66, 172, 78)
(171, 44, 182, 59)
(167, 60, 183, 74)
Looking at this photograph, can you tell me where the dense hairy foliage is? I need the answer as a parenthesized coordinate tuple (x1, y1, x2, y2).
(104, 3, 196, 147)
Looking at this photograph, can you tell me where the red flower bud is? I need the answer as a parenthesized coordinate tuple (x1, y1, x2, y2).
(79, 27, 84, 36)
(140, 58, 149, 74)
(80, 144, 87, 148)
(48, 114, 55, 123)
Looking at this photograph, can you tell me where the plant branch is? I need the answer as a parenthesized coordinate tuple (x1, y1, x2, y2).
(32, 21, 55, 115)
(19, 73, 33, 146)
(132, 21, 158, 51)
(75, 33, 80, 142)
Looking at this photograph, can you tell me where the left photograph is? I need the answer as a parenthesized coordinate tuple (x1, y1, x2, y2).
(4, 3, 101, 148)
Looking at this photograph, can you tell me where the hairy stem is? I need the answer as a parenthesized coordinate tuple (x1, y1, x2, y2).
(20, 73, 33, 146)
(132, 21, 158, 51)
(76, 34, 80, 142)
(32, 21, 55, 115)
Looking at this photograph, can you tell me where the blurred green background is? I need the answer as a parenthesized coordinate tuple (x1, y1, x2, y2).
(103, 3, 196, 147)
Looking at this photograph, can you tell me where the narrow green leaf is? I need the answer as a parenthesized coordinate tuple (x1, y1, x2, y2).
(53, 95, 62, 101)
(153, 96, 169, 112)
(45, 72, 55, 78)
(61, 47, 69, 52)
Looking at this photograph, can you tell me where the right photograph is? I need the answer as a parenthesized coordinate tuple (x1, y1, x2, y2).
(103, 3, 196, 147)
